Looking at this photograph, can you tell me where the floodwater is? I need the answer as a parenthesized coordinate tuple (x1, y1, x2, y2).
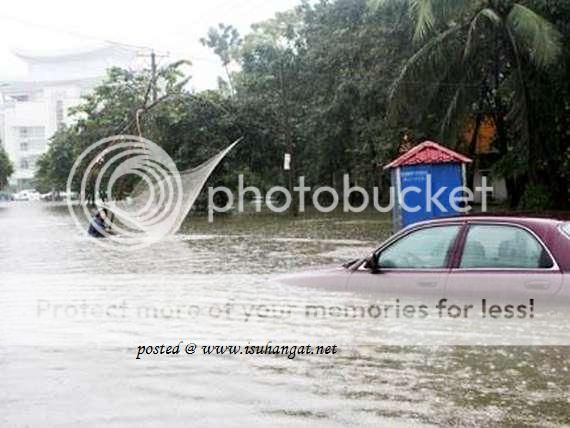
(0, 203, 568, 427)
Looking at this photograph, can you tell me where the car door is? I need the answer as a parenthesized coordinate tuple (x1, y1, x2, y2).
(348, 224, 463, 296)
(445, 223, 563, 300)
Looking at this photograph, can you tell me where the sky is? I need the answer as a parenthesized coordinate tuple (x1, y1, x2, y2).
(0, 0, 301, 90)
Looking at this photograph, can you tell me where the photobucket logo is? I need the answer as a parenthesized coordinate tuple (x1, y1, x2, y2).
(66, 135, 183, 251)
(208, 174, 493, 222)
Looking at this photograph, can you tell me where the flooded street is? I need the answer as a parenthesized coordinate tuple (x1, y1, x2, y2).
(1, 203, 568, 427)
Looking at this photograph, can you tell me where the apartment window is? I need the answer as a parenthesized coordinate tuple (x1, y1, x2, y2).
(12, 94, 29, 102)
(20, 142, 29, 152)
(20, 159, 29, 170)
(18, 127, 45, 140)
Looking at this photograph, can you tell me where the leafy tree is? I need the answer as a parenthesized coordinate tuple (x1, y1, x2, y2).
(520, 0, 570, 208)
(388, 0, 563, 206)
(35, 0, 570, 210)
(0, 145, 14, 189)
(34, 128, 77, 193)
(35, 63, 191, 202)
(200, 23, 242, 95)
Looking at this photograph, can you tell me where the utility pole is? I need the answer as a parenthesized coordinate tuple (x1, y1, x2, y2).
(137, 49, 169, 103)
(279, 61, 297, 216)
(151, 51, 157, 102)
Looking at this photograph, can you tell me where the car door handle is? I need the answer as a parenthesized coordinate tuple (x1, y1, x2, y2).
(525, 282, 550, 290)
(418, 281, 438, 288)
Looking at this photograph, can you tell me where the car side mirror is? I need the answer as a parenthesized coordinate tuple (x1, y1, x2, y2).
(364, 255, 381, 273)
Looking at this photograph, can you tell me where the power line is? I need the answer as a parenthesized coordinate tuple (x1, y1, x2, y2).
(0, 13, 216, 77)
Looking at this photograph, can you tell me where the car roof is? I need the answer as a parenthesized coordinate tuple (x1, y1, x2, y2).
(406, 215, 565, 245)
(414, 214, 565, 228)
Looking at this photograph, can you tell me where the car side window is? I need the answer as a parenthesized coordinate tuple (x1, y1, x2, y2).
(378, 226, 460, 269)
(460, 225, 553, 269)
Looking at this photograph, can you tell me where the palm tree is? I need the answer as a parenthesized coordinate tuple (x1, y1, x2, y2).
(388, 0, 562, 182)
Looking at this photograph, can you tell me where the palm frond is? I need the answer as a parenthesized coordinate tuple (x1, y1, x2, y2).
(367, 0, 404, 13)
(504, 26, 530, 153)
(438, 64, 480, 143)
(480, 7, 502, 26)
(440, 86, 464, 141)
(410, 0, 472, 43)
(463, 8, 502, 63)
(506, 3, 562, 68)
(410, 0, 436, 42)
(388, 25, 465, 120)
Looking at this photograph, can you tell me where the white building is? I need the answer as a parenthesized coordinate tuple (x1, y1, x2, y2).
(0, 43, 138, 190)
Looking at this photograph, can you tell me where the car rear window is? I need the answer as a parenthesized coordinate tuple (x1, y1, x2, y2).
(562, 223, 570, 238)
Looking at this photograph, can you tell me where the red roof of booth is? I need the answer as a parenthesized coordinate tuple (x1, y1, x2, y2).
(384, 141, 473, 169)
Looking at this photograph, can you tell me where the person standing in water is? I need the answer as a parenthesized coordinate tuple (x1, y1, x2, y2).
(88, 208, 112, 238)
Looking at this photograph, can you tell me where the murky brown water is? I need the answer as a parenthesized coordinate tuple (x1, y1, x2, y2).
(0, 203, 568, 427)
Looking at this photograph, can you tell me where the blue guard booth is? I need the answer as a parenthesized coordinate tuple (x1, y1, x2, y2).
(384, 140, 472, 231)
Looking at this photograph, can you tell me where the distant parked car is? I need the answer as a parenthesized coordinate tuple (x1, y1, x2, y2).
(14, 189, 41, 201)
(13, 192, 28, 201)
(61, 191, 78, 201)
(40, 191, 56, 201)
(277, 216, 570, 300)
(0, 191, 14, 201)
(39, 191, 78, 202)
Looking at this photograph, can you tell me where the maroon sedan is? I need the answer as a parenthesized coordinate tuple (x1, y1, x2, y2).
(278, 216, 570, 301)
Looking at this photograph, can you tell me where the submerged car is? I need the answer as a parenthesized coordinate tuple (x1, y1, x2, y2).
(277, 216, 570, 300)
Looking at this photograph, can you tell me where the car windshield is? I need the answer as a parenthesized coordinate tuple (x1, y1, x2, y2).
(562, 223, 570, 238)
